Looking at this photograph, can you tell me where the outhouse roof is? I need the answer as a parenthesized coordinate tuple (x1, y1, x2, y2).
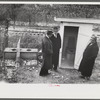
(54, 17, 100, 24)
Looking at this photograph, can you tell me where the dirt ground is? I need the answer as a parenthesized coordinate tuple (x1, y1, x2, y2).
(0, 59, 100, 84)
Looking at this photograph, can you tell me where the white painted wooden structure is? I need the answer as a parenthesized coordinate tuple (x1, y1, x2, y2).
(54, 17, 100, 69)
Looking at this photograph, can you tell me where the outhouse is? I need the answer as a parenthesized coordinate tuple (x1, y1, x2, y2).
(54, 17, 100, 69)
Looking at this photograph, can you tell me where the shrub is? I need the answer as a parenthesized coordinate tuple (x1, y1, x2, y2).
(8, 33, 43, 49)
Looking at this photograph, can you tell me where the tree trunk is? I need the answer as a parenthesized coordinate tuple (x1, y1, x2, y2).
(4, 19, 9, 48)
(28, 15, 31, 26)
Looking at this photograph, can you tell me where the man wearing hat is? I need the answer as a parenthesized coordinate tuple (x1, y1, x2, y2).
(50, 27, 61, 71)
(39, 30, 53, 76)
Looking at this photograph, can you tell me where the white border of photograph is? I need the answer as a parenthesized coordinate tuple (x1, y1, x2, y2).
(0, 1, 100, 99)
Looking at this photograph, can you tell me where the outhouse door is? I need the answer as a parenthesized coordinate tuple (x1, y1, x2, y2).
(74, 24, 93, 69)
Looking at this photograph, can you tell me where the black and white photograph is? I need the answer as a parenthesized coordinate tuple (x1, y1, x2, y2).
(0, 1, 100, 99)
(1, 2, 100, 84)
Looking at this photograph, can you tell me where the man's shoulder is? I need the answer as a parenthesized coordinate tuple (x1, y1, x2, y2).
(50, 34, 54, 39)
(57, 33, 61, 39)
(57, 33, 61, 36)
(51, 34, 54, 37)
(43, 36, 49, 42)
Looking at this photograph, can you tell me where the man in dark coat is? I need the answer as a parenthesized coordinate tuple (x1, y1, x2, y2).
(39, 31, 53, 76)
(50, 27, 61, 71)
(78, 35, 99, 80)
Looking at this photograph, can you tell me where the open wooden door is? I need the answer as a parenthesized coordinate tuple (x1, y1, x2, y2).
(74, 24, 93, 69)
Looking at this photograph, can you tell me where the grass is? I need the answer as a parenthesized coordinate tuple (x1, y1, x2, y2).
(1, 57, 100, 84)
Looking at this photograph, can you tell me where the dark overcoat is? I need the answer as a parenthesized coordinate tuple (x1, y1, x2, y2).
(42, 36, 53, 70)
(78, 41, 99, 77)
(50, 33, 61, 52)
(50, 33, 61, 68)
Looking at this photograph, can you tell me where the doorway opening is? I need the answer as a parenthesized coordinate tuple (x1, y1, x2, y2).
(61, 26, 79, 68)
